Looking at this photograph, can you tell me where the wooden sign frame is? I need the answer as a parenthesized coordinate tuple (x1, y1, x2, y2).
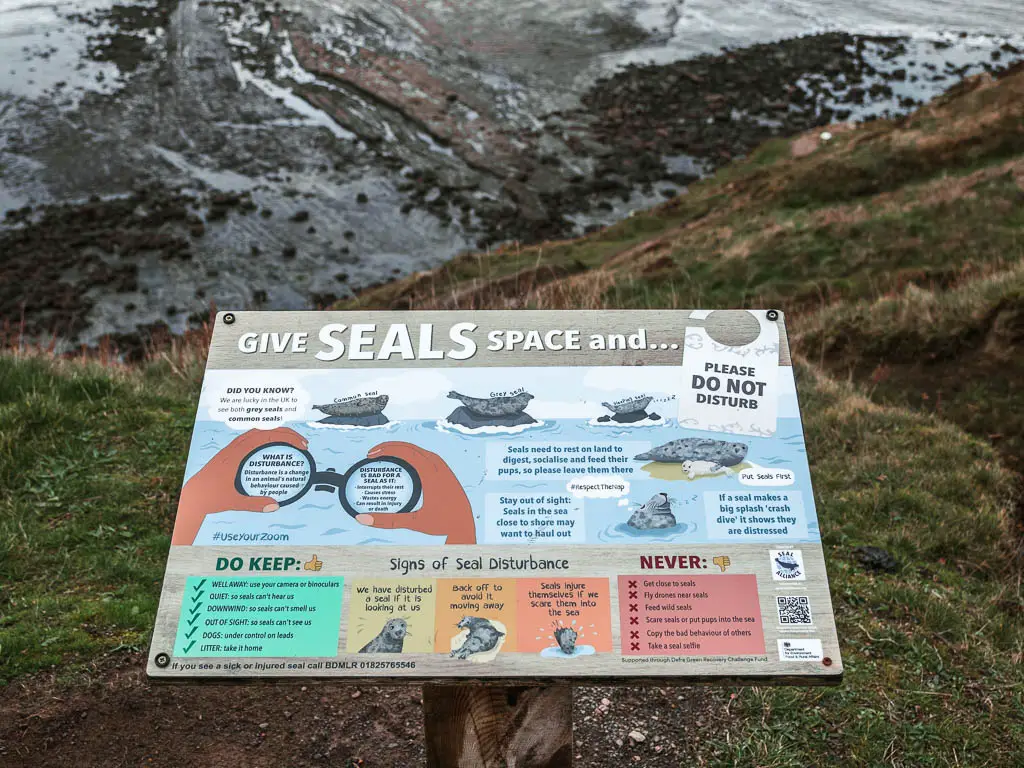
(148, 310, 842, 686)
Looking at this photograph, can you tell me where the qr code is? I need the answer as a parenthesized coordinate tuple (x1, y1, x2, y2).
(776, 596, 813, 625)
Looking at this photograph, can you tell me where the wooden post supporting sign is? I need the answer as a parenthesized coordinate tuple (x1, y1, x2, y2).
(423, 685, 573, 768)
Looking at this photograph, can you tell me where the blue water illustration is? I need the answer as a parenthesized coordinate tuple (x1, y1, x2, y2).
(187, 416, 819, 546)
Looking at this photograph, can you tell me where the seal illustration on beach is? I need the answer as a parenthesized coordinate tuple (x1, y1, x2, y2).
(451, 616, 505, 660)
(447, 390, 534, 417)
(314, 395, 389, 417)
(313, 394, 390, 426)
(635, 438, 747, 466)
(627, 492, 678, 530)
(359, 618, 408, 653)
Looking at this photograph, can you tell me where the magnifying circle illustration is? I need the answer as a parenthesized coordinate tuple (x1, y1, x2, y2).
(234, 443, 421, 518)
(339, 457, 422, 519)
(234, 441, 317, 507)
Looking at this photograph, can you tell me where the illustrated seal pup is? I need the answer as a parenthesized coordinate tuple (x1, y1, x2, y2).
(635, 438, 747, 466)
(451, 616, 505, 660)
(681, 459, 725, 479)
(627, 492, 678, 530)
(359, 618, 408, 653)
(313, 394, 389, 417)
(601, 396, 653, 414)
(447, 391, 533, 418)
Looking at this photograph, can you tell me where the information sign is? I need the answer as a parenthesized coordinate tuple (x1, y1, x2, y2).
(148, 310, 842, 683)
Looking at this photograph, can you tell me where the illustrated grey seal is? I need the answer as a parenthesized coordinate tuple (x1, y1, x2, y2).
(634, 438, 747, 466)
(313, 394, 389, 417)
(601, 396, 653, 414)
(359, 618, 408, 653)
(451, 616, 505, 660)
(447, 390, 533, 417)
(627, 492, 678, 530)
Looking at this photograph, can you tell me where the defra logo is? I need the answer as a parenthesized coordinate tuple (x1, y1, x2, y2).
(770, 549, 805, 581)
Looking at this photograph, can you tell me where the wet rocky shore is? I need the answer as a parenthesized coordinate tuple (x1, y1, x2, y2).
(1, 0, 1020, 347)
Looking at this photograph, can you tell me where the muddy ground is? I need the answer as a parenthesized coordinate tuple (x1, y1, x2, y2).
(0, 653, 725, 767)
(0, 1, 1021, 347)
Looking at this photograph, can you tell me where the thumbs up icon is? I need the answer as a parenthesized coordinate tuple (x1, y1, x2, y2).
(712, 555, 731, 572)
(304, 554, 323, 572)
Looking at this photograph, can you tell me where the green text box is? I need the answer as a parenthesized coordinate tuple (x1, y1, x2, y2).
(174, 576, 343, 657)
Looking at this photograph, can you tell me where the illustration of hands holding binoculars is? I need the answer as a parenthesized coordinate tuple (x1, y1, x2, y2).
(173, 428, 475, 546)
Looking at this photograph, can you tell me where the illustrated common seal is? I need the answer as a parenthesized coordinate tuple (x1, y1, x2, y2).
(451, 616, 505, 660)
(447, 391, 533, 418)
(602, 396, 653, 415)
(314, 394, 389, 417)
(359, 618, 408, 653)
(635, 438, 747, 466)
(627, 492, 678, 530)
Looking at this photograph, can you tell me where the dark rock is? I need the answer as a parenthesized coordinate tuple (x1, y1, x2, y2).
(445, 406, 537, 429)
(853, 546, 899, 572)
(607, 409, 657, 423)
(317, 413, 389, 426)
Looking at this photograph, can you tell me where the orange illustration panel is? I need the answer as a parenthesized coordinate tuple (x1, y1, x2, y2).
(517, 578, 612, 654)
(434, 579, 518, 655)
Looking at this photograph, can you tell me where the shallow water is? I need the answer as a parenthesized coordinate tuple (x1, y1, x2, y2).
(187, 415, 819, 547)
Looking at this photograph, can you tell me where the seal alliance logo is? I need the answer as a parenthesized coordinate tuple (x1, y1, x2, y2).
(771, 549, 805, 581)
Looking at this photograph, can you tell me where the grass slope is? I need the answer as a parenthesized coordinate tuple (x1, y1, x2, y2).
(341, 70, 1024, 316)
(2, 70, 1023, 766)
(1, 353, 1020, 764)
(0, 354, 200, 682)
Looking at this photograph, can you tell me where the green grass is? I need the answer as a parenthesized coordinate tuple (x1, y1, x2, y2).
(606, 175, 1024, 311)
(0, 355, 197, 682)
(1, 354, 1020, 764)
(798, 262, 1024, 479)
(707, 371, 1024, 766)
(716, 376, 1019, 765)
